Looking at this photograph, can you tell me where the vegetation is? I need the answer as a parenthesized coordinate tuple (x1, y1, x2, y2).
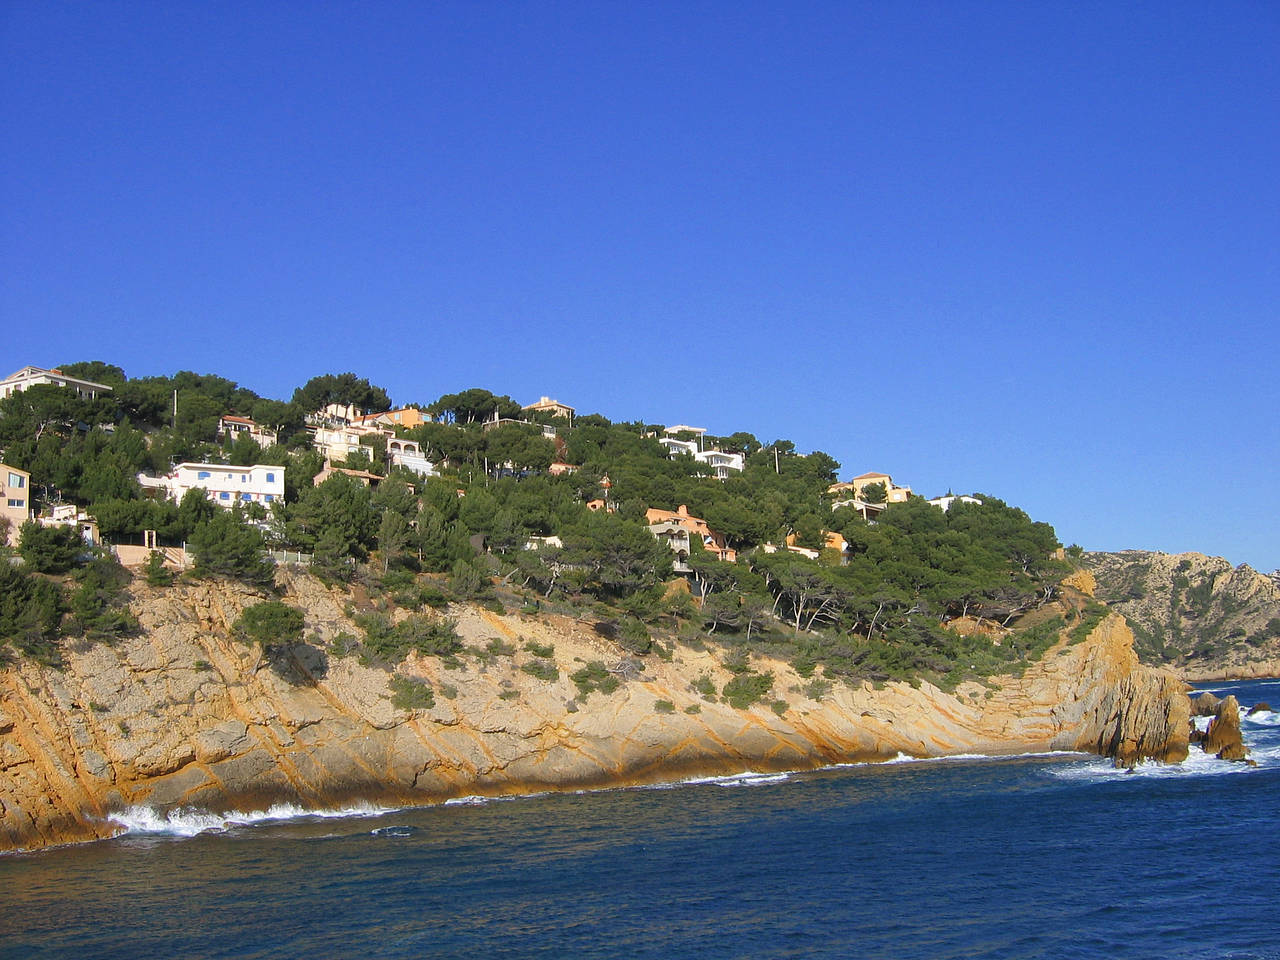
(570, 661, 621, 699)
(0, 358, 1083, 691)
(234, 601, 305, 648)
(388, 674, 435, 711)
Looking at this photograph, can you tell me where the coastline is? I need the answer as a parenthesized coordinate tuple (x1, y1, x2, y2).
(1, 576, 1190, 855)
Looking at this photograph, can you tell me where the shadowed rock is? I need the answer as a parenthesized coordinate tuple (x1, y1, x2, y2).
(1190, 692, 1221, 716)
(1246, 701, 1272, 717)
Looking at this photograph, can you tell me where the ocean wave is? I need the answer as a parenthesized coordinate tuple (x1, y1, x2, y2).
(1243, 709, 1278, 727)
(106, 801, 397, 838)
(678, 771, 792, 788)
(1048, 746, 1260, 783)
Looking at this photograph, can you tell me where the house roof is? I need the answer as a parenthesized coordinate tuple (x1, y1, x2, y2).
(3, 365, 114, 392)
(852, 471, 892, 481)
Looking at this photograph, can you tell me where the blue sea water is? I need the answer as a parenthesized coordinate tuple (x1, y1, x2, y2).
(3, 678, 1279, 960)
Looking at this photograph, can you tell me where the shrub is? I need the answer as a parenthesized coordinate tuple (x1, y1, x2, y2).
(693, 674, 716, 700)
(570, 661, 621, 699)
(770, 700, 788, 716)
(356, 612, 463, 665)
(144, 550, 175, 587)
(0, 564, 65, 665)
(653, 699, 675, 714)
(235, 601, 305, 648)
(525, 640, 555, 658)
(723, 671, 773, 710)
(684, 704, 702, 714)
(68, 556, 138, 642)
(618, 617, 652, 655)
(189, 511, 275, 586)
(486, 637, 517, 657)
(389, 675, 435, 710)
(521, 659, 560, 682)
(803, 677, 832, 701)
(18, 522, 86, 574)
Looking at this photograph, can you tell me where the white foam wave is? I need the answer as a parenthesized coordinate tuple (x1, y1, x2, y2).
(678, 771, 792, 788)
(871, 749, 1083, 767)
(1049, 745, 1261, 783)
(1243, 710, 1278, 726)
(443, 795, 492, 807)
(107, 801, 396, 838)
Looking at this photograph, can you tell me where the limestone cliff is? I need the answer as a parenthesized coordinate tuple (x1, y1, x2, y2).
(1, 571, 1187, 853)
(1085, 550, 1280, 679)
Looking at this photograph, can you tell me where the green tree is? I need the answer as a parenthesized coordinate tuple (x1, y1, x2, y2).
(19, 522, 85, 574)
(188, 510, 275, 585)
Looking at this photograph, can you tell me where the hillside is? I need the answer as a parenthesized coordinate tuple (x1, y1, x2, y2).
(1, 568, 1188, 853)
(1084, 551, 1280, 679)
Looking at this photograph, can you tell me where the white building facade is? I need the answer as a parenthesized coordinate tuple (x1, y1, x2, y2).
(1, 365, 113, 401)
(138, 463, 285, 508)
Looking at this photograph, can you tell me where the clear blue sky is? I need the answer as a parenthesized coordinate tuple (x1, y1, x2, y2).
(3, 2, 1277, 571)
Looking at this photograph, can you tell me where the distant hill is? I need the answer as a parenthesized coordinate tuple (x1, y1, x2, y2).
(1084, 550, 1280, 679)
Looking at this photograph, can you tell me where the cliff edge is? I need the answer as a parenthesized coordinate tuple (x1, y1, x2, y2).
(1, 573, 1188, 853)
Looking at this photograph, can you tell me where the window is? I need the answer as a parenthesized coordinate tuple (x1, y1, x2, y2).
(265, 494, 274, 503)
(8, 473, 24, 487)
(265, 473, 275, 483)
(241, 474, 248, 483)
(242, 493, 252, 501)
(197, 471, 211, 480)
(219, 492, 230, 500)
(7, 498, 24, 508)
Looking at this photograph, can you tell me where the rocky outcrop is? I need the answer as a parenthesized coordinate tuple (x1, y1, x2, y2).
(1084, 550, 1280, 678)
(1191, 692, 1222, 716)
(1202, 696, 1248, 762)
(0, 573, 1190, 853)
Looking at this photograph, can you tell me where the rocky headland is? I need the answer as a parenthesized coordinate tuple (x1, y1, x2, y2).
(0, 568, 1194, 854)
(1085, 550, 1280, 679)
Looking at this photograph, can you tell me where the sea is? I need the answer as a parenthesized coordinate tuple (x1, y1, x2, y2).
(3, 678, 1279, 960)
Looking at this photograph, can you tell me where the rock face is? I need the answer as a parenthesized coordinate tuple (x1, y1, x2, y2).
(1, 571, 1189, 853)
(1202, 696, 1248, 762)
(1084, 550, 1280, 679)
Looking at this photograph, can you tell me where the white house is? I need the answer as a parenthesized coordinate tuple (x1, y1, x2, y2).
(928, 495, 983, 512)
(1, 365, 114, 401)
(138, 463, 285, 508)
(697, 449, 745, 478)
(387, 438, 437, 478)
(657, 437, 744, 478)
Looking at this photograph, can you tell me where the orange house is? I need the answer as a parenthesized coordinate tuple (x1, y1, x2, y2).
(645, 505, 736, 563)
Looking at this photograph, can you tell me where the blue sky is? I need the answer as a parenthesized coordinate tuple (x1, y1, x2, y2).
(3, 2, 1277, 570)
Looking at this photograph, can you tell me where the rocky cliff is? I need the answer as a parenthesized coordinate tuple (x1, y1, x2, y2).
(1085, 550, 1280, 679)
(1, 570, 1188, 853)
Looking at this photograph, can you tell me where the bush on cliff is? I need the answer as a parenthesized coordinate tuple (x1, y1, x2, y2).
(0, 564, 65, 665)
(234, 600, 305, 648)
(188, 509, 275, 586)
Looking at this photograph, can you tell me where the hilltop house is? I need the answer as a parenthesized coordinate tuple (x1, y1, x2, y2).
(1, 463, 32, 546)
(217, 415, 278, 448)
(137, 463, 284, 507)
(645, 505, 736, 563)
(1, 365, 113, 401)
(522, 396, 575, 420)
(927, 494, 984, 512)
(353, 408, 428, 430)
(827, 472, 912, 503)
(657, 427, 745, 478)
